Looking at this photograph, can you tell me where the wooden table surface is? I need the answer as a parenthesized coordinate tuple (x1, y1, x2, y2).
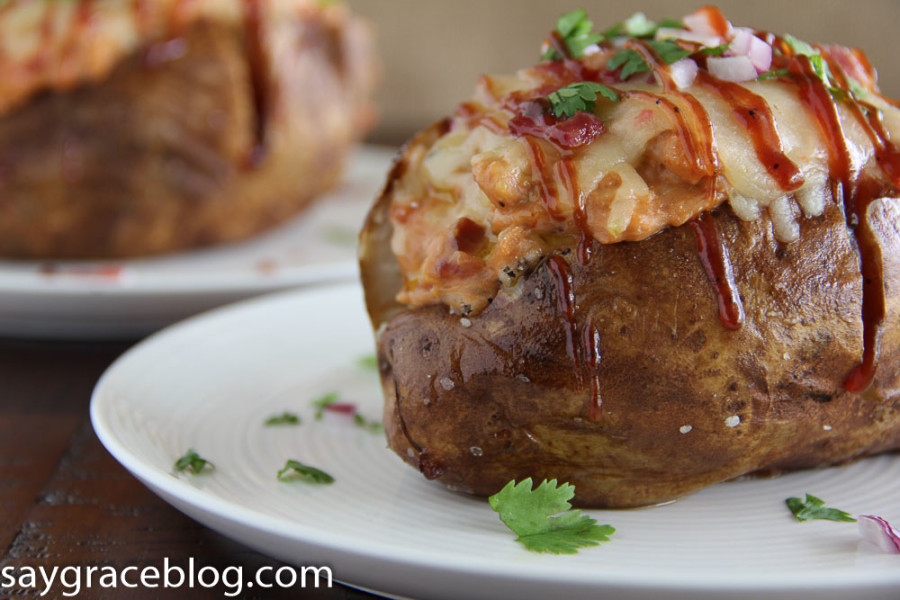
(0, 337, 379, 599)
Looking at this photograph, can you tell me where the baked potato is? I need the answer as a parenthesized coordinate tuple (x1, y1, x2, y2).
(360, 7, 900, 507)
(0, 0, 375, 258)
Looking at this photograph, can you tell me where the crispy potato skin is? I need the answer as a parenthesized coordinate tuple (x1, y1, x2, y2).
(0, 16, 373, 258)
(361, 126, 900, 508)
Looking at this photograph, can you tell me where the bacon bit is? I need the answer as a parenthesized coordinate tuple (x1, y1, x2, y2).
(509, 101, 606, 149)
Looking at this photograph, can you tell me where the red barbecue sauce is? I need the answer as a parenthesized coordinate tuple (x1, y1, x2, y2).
(689, 214, 745, 330)
(778, 48, 898, 392)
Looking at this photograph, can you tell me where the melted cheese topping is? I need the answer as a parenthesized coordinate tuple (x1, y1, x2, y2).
(0, 0, 348, 115)
(388, 44, 900, 315)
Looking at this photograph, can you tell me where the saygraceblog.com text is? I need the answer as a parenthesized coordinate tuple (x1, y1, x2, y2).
(1, 558, 332, 597)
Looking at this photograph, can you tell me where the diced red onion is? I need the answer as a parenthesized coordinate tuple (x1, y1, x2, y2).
(747, 36, 773, 72)
(729, 27, 754, 56)
(728, 27, 772, 73)
(859, 515, 900, 554)
(707, 55, 758, 82)
(669, 58, 698, 89)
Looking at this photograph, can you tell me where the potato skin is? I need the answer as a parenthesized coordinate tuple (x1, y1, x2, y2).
(362, 129, 900, 507)
(0, 15, 373, 258)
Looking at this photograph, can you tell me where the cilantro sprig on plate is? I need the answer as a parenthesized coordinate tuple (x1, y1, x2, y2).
(264, 411, 301, 427)
(489, 478, 615, 554)
(174, 449, 214, 474)
(277, 460, 335, 484)
(786, 493, 857, 523)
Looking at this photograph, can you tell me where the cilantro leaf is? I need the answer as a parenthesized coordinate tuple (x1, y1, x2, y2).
(277, 459, 335, 484)
(847, 77, 869, 99)
(782, 34, 854, 100)
(489, 478, 615, 554)
(699, 43, 730, 56)
(604, 13, 683, 39)
(357, 354, 378, 371)
(312, 391, 339, 420)
(658, 17, 686, 30)
(786, 493, 857, 523)
(546, 82, 619, 119)
(174, 449, 213, 474)
(646, 40, 693, 65)
(784, 34, 817, 59)
(608, 48, 650, 80)
(543, 9, 603, 61)
(757, 68, 792, 81)
(264, 411, 301, 427)
(353, 412, 384, 434)
(621, 12, 656, 38)
(608, 40, 692, 82)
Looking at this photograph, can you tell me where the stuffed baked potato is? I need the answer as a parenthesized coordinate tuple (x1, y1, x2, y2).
(360, 7, 900, 507)
(0, 0, 375, 258)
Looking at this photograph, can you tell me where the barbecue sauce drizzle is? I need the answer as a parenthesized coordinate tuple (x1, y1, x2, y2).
(515, 42, 606, 420)
(776, 47, 898, 392)
(629, 41, 746, 331)
(634, 35, 895, 390)
(517, 24, 900, 393)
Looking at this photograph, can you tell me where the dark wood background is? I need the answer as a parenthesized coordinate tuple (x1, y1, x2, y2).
(0, 338, 378, 599)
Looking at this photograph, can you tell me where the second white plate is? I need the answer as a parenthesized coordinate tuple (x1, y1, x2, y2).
(91, 282, 900, 600)
(0, 145, 395, 339)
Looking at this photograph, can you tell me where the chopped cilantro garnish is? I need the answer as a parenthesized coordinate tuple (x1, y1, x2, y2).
(353, 412, 384, 434)
(784, 34, 817, 59)
(357, 354, 378, 371)
(608, 40, 692, 81)
(546, 82, 620, 119)
(489, 478, 615, 554)
(699, 43, 730, 56)
(604, 13, 684, 39)
(847, 77, 869, 99)
(174, 449, 213, 474)
(783, 34, 853, 99)
(264, 411, 301, 427)
(621, 12, 656, 37)
(277, 459, 335, 484)
(657, 17, 686, 30)
(646, 39, 693, 65)
(786, 493, 857, 523)
(608, 48, 651, 80)
(543, 9, 603, 61)
(758, 68, 792, 81)
(312, 391, 339, 420)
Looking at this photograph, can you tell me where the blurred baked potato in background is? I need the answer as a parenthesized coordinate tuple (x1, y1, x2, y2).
(0, 0, 375, 258)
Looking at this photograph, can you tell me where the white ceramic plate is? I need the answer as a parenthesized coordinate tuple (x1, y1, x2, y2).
(91, 283, 900, 600)
(0, 146, 395, 339)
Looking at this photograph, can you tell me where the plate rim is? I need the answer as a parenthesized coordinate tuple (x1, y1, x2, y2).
(90, 282, 900, 597)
